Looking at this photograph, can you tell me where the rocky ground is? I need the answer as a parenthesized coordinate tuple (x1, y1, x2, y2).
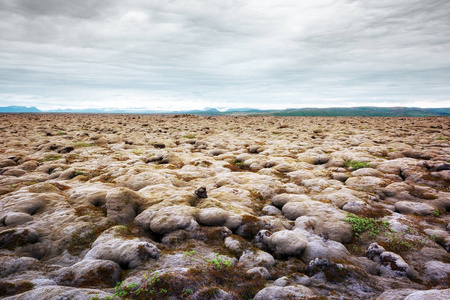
(0, 114, 449, 300)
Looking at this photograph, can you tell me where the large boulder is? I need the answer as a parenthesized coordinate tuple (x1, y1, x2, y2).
(239, 249, 275, 268)
(53, 259, 120, 287)
(84, 227, 160, 269)
(105, 188, 143, 224)
(254, 285, 314, 300)
(394, 201, 436, 216)
(301, 237, 350, 262)
(4, 286, 112, 300)
(259, 230, 308, 257)
(114, 171, 171, 191)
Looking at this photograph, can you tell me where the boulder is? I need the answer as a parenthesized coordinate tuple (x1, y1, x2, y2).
(53, 259, 120, 287)
(197, 207, 229, 226)
(239, 249, 275, 268)
(4, 286, 112, 300)
(302, 237, 350, 262)
(114, 171, 171, 191)
(405, 289, 450, 300)
(272, 193, 311, 209)
(105, 188, 143, 224)
(84, 227, 160, 269)
(394, 201, 435, 216)
(379, 251, 412, 278)
(259, 230, 308, 257)
(3, 212, 33, 226)
(254, 285, 314, 300)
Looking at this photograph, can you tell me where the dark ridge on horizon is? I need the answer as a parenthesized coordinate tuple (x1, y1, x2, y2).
(0, 105, 449, 117)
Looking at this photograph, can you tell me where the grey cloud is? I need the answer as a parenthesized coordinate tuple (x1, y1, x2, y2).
(0, 0, 449, 110)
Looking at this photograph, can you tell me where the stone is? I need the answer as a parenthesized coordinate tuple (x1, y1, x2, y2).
(238, 249, 275, 268)
(4, 286, 112, 300)
(301, 237, 350, 262)
(405, 289, 450, 300)
(194, 186, 208, 198)
(272, 193, 311, 209)
(262, 230, 308, 257)
(394, 201, 435, 216)
(254, 285, 314, 300)
(424, 260, 450, 284)
(53, 259, 120, 287)
(379, 251, 412, 278)
(246, 267, 271, 279)
(3, 212, 33, 226)
(197, 207, 229, 226)
(105, 187, 143, 224)
(84, 227, 160, 269)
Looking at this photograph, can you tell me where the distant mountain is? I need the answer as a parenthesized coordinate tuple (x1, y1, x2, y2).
(0, 105, 449, 116)
(0, 106, 41, 113)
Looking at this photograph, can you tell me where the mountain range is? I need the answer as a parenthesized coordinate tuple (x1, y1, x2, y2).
(1, 105, 449, 117)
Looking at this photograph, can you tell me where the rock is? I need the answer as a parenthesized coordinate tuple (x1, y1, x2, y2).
(272, 193, 311, 209)
(3, 212, 33, 226)
(323, 190, 361, 209)
(53, 259, 120, 287)
(147, 205, 197, 235)
(379, 251, 412, 278)
(345, 176, 389, 191)
(194, 186, 208, 198)
(254, 285, 314, 300)
(224, 236, 246, 253)
(301, 237, 350, 262)
(4, 286, 112, 300)
(3, 168, 27, 177)
(105, 187, 143, 224)
(0, 159, 16, 168)
(114, 171, 170, 191)
(261, 205, 282, 216)
(20, 160, 39, 171)
(59, 168, 76, 180)
(376, 289, 421, 300)
(260, 230, 308, 257)
(294, 215, 353, 244)
(394, 201, 436, 216)
(424, 260, 450, 284)
(190, 287, 237, 300)
(197, 207, 229, 226)
(246, 267, 271, 279)
(84, 227, 160, 269)
(239, 249, 275, 268)
(273, 276, 289, 287)
(404, 289, 450, 299)
(0, 228, 39, 250)
(342, 201, 366, 213)
(366, 243, 386, 263)
(282, 201, 329, 220)
(352, 168, 384, 177)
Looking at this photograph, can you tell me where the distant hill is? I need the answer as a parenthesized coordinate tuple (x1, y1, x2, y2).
(0, 106, 41, 113)
(0, 105, 449, 116)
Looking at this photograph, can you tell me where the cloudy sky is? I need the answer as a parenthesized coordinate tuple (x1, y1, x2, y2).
(0, 0, 449, 111)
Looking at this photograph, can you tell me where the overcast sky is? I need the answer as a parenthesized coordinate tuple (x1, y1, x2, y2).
(1, 0, 449, 110)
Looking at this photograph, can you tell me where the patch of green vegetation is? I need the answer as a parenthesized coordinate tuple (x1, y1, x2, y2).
(39, 154, 61, 162)
(57, 131, 67, 135)
(182, 134, 196, 139)
(436, 136, 448, 140)
(132, 149, 145, 155)
(91, 261, 266, 300)
(203, 253, 232, 268)
(74, 170, 84, 176)
(74, 142, 93, 147)
(344, 214, 390, 237)
(344, 160, 374, 170)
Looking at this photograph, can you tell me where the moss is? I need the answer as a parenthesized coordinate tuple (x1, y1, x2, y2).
(0, 229, 33, 250)
(0, 281, 35, 296)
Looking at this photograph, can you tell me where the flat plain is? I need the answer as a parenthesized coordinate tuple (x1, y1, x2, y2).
(0, 114, 449, 299)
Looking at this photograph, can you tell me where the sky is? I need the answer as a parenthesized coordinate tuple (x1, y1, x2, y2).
(0, 0, 449, 111)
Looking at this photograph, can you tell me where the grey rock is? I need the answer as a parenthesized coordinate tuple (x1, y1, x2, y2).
(4, 286, 112, 300)
(197, 207, 228, 226)
(239, 249, 275, 268)
(246, 267, 271, 279)
(254, 285, 314, 300)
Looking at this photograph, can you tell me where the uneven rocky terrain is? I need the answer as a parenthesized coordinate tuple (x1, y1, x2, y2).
(0, 114, 449, 300)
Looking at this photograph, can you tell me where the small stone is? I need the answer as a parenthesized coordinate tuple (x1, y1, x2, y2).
(195, 186, 208, 198)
